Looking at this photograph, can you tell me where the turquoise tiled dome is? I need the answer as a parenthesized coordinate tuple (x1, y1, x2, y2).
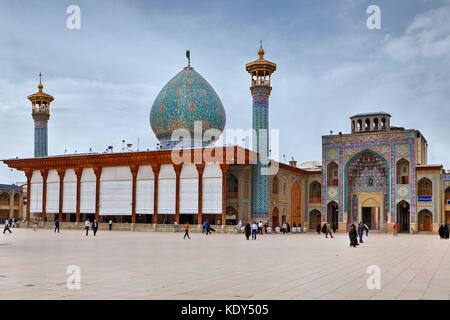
(150, 67, 226, 149)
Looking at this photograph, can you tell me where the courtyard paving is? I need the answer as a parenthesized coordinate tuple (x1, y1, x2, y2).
(0, 228, 449, 300)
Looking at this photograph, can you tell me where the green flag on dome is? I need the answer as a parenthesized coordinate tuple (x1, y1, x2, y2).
(186, 50, 190, 60)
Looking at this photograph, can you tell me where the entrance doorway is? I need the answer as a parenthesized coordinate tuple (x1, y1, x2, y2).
(362, 207, 372, 229)
(272, 207, 279, 227)
(309, 209, 321, 229)
(397, 201, 410, 232)
(418, 209, 432, 232)
(327, 201, 338, 228)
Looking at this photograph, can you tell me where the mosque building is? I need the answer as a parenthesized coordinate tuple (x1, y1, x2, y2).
(2, 45, 450, 233)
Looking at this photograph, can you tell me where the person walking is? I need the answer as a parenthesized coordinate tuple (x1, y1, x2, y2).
(393, 222, 398, 237)
(92, 219, 99, 236)
(202, 221, 207, 233)
(206, 222, 215, 235)
(321, 223, 327, 235)
(258, 221, 263, 235)
(332, 223, 337, 234)
(33, 217, 38, 231)
(11, 217, 16, 228)
(358, 223, 364, 243)
(54, 219, 60, 233)
(244, 223, 251, 240)
(325, 223, 334, 238)
(109, 219, 112, 231)
(3, 219, 12, 234)
(174, 221, 178, 233)
(183, 222, 190, 239)
(251, 221, 258, 240)
(349, 224, 358, 247)
(364, 223, 370, 236)
(287, 222, 291, 233)
(85, 219, 90, 236)
(316, 223, 321, 235)
(238, 219, 242, 233)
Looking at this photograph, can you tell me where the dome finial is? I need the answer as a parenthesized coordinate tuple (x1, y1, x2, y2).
(38, 72, 43, 92)
(186, 50, 191, 68)
(258, 40, 264, 59)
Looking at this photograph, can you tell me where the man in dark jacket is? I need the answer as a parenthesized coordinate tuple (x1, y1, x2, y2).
(206, 223, 215, 235)
(321, 224, 327, 234)
(54, 219, 60, 233)
(92, 219, 99, 236)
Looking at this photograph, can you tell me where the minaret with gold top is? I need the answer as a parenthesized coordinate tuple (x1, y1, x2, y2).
(27, 73, 54, 157)
(245, 42, 276, 220)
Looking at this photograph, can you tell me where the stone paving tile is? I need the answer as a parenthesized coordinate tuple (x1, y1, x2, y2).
(1, 229, 449, 300)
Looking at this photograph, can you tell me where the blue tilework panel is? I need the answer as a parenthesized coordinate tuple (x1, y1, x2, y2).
(34, 124, 47, 157)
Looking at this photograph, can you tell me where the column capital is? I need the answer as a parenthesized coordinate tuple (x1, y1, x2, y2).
(25, 169, 33, 181)
(130, 164, 139, 178)
(173, 164, 182, 176)
(195, 163, 205, 176)
(93, 166, 102, 179)
(40, 169, 48, 181)
(57, 168, 66, 180)
(220, 163, 229, 174)
(74, 167, 83, 179)
(151, 164, 160, 177)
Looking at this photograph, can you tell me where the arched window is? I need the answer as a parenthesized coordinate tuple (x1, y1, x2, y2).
(396, 159, 410, 184)
(0, 192, 10, 207)
(309, 181, 321, 203)
(327, 162, 339, 186)
(381, 118, 386, 130)
(282, 180, 287, 196)
(365, 119, 370, 131)
(373, 118, 379, 131)
(357, 119, 362, 132)
(272, 176, 279, 195)
(445, 187, 450, 202)
(418, 178, 432, 196)
(352, 120, 356, 133)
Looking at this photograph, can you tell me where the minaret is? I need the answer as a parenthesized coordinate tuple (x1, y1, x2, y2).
(27, 73, 54, 157)
(245, 42, 276, 220)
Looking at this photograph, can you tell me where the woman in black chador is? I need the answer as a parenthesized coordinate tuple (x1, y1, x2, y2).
(316, 224, 321, 235)
(244, 223, 251, 240)
(443, 225, 449, 240)
(439, 224, 444, 239)
(349, 224, 358, 247)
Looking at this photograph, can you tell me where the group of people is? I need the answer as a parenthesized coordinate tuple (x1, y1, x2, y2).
(348, 223, 369, 247)
(202, 221, 215, 235)
(316, 223, 335, 238)
(84, 219, 99, 236)
(439, 224, 449, 239)
(316, 223, 340, 238)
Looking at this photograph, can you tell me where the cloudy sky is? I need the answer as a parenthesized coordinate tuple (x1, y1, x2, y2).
(1, 0, 449, 183)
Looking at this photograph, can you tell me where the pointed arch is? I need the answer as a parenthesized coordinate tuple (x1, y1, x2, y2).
(344, 148, 390, 213)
